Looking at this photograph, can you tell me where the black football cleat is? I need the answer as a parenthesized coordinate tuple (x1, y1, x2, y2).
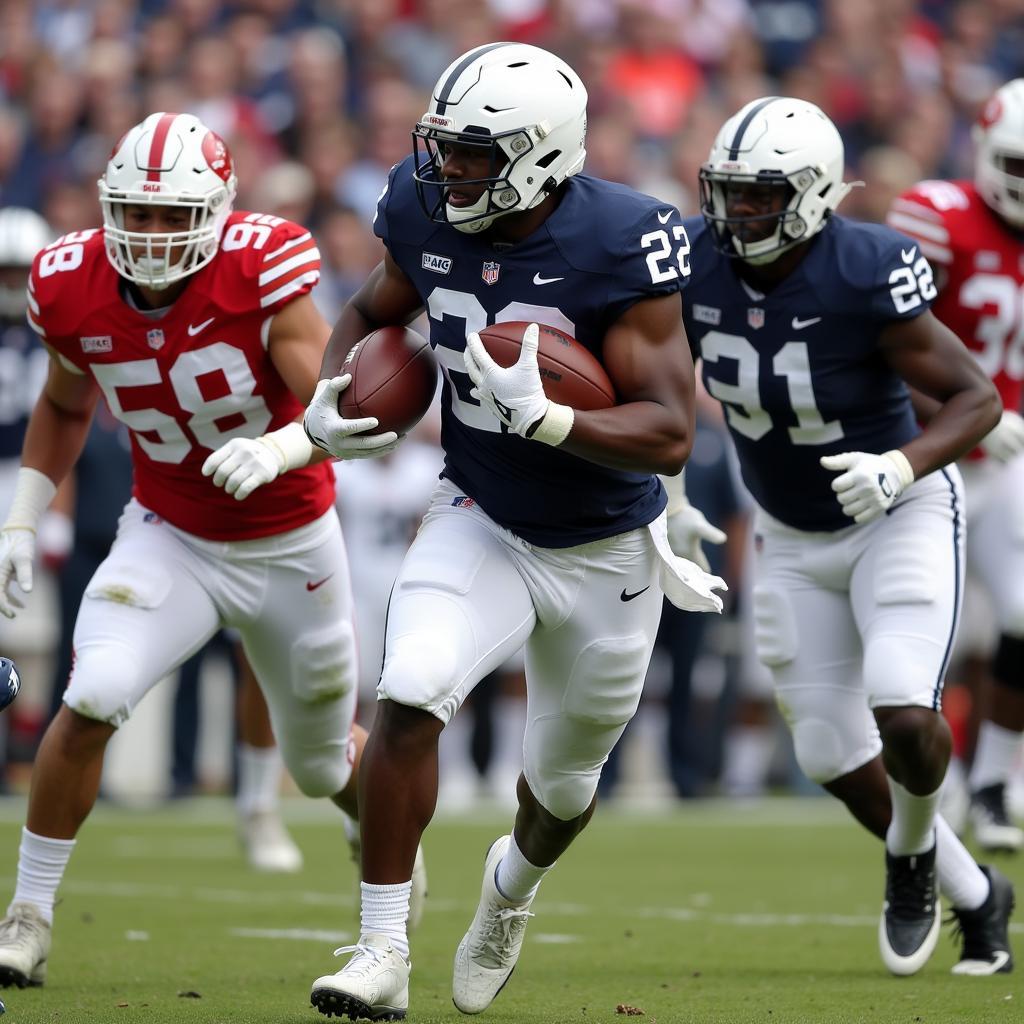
(879, 844, 941, 975)
(950, 865, 1015, 975)
(969, 783, 1023, 853)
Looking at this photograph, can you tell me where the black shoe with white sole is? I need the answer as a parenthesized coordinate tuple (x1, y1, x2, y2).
(950, 865, 1015, 976)
(879, 844, 941, 976)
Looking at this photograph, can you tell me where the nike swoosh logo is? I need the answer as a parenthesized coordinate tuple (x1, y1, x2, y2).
(533, 273, 564, 285)
(305, 574, 334, 592)
(620, 586, 650, 602)
(901, 246, 917, 263)
(791, 316, 822, 330)
(657, 210, 672, 224)
(187, 317, 215, 336)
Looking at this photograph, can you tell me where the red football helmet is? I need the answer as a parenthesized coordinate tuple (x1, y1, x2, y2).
(98, 112, 237, 289)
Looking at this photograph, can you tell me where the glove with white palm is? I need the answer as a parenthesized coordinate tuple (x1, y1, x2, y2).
(464, 323, 574, 446)
(980, 409, 1024, 463)
(303, 376, 400, 460)
(820, 449, 915, 524)
(202, 422, 316, 501)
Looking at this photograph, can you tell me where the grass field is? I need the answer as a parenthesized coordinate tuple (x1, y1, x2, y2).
(0, 796, 1019, 1023)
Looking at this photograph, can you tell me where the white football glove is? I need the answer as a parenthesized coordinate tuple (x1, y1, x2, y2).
(980, 409, 1024, 463)
(0, 528, 35, 619)
(820, 449, 915, 524)
(302, 375, 400, 460)
(464, 323, 574, 446)
(665, 501, 727, 572)
(203, 437, 283, 501)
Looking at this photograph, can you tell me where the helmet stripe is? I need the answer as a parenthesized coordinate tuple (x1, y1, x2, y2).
(145, 112, 179, 182)
(727, 97, 780, 160)
(434, 42, 513, 116)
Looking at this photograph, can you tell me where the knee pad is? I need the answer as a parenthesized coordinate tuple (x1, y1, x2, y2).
(775, 686, 881, 785)
(378, 633, 461, 721)
(562, 635, 649, 728)
(285, 742, 353, 799)
(290, 621, 357, 705)
(64, 645, 141, 726)
(994, 634, 1024, 694)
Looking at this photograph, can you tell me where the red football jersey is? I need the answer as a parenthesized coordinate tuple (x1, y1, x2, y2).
(888, 180, 1024, 421)
(27, 211, 336, 540)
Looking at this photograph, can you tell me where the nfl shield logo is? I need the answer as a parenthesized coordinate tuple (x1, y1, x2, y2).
(146, 328, 165, 350)
(481, 261, 500, 286)
(747, 308, 765, 330)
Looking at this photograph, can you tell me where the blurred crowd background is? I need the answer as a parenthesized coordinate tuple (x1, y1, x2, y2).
(1, 0, 1023, 811)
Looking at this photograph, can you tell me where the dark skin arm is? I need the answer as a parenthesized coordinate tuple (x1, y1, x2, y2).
(878, 309, 1000, 477)
(321, 252, 696, 476)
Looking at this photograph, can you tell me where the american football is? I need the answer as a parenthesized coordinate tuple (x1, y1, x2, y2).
(477, 321, 616, 411)
(339, 326, 438, 435)
(0, 658, 20, 712)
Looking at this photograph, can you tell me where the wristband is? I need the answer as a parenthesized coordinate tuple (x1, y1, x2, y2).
(883, 449, 915, 489)
(4, 467, 58, 532)
(258, 421, 316, 472)
(527, 402, 574, 447)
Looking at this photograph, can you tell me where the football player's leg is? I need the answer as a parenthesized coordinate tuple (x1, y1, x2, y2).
(310, 495, 534, 1018)
(0, 507, 219, 988)
(451, 527, 661, 1015)
(964, 456, 1024, 851)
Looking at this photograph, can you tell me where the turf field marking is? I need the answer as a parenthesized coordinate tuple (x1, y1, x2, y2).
(230, 928, 352, 943)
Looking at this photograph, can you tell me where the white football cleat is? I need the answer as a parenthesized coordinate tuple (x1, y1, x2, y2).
(239, 810, 303, 873)
(452, 835, 535, 1014)
(311, 933, 410, 1020)
(0, 902, 50, 988)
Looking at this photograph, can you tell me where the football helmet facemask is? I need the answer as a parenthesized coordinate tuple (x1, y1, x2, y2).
(99, 112, 237, 290)
(974, 78, 1024, 228)
(700, 96, 854, 264)
(412, 42, 587, 234)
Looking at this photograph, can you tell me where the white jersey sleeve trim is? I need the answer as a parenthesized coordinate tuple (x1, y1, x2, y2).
(259, 270, 320, 309)
(886, 210, 951, 245)
(258, 246, 320, 287)
(262, 232, 313, 263)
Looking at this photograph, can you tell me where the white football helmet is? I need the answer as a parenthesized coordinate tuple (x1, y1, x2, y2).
(700, 97, 854, 264)
(412, 42, 587, 234)
(98, 112, 237, 289)
(0, 207, 52, 318)
(974, 78, 1024, 228)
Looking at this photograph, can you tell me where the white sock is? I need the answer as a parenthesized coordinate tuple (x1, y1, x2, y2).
(885, 776, 940, 856)
(11, 828, 76, 925)
(495, 834, 549, 903)
(968, 721, 1023, 791)
(934, 815, 989, 910)
(360, 881, 411, 960)
(236, 743, 284, 817)
(722, 726, 776, 796)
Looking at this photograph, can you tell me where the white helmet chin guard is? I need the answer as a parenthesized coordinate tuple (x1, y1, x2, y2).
(974, 78, 1024, 229)
(412, 42, 587, 234)
(99, 112, 237, 290)
(0, 207, 52, 318)
(699, 96, 854, 264)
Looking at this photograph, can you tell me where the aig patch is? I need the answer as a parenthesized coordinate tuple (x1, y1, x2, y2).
(692, 304, 721, 325)
(421, 252, 452, 275)
(80, 335, 113, 353)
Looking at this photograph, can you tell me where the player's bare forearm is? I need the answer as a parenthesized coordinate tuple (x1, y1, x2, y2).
(21, 390, 96, 488)
(558, 293, 694, 474)
(880, 312, 1000, 477)
(559, 403, 692, 475)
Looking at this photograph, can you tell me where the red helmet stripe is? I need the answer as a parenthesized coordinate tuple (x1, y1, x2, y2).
(146, 113, 178, 182)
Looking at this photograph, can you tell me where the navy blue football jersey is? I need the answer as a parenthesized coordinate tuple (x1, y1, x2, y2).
(375, 156, 691, 546)
(0, 317, 47, 460)
(682, 215, 930, 531)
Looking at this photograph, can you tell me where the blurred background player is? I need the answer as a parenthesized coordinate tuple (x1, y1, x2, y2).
(0, 208, 60, 784)
(887, 77, 1024, 853)
(678, 96, 1012, 977)
(0, 111, 424, 991)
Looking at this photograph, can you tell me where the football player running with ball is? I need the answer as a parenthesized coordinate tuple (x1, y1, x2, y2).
(0, 112, 424, 990)
(676, 96, 1014, 977)
(887, 78, 1024, 854)
(303, 42, 725, 1020)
